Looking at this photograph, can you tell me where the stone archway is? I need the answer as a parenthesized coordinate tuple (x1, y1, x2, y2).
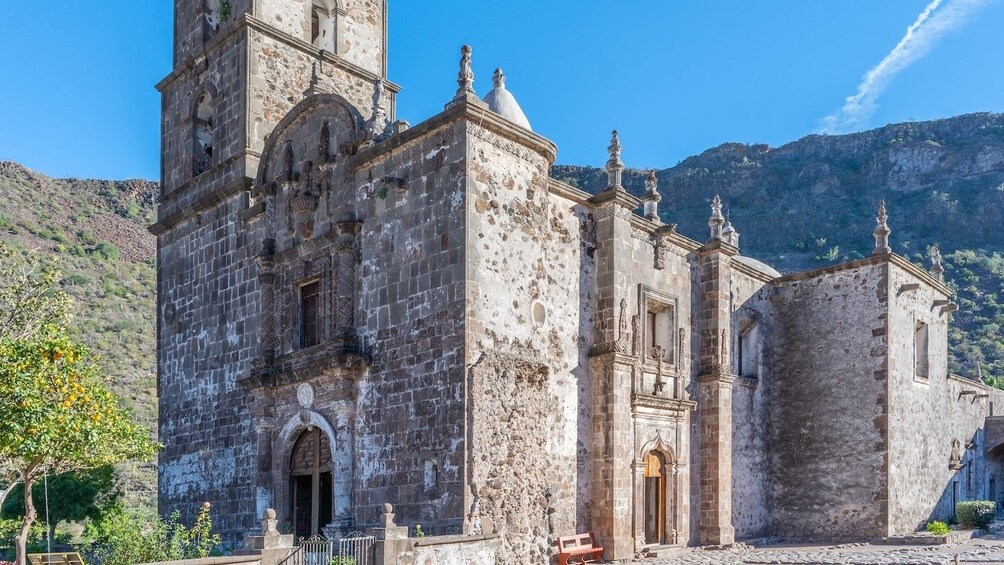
(289, 427, 334, 539)
(988, 444, 1004, 516)
(635, 436, 679, 548)
(643, 451, 669, 544)
(274, 409, 342, 538)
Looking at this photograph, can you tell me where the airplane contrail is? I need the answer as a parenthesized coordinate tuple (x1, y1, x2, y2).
(818, 0, 990, 134)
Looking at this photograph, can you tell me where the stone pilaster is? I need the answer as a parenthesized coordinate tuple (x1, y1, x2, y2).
(588, 163, 642, 559)
(695, 237, 738, 546)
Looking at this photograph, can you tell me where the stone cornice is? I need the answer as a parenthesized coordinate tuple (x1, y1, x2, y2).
(696, 371, 737, 385)
(773, 252, 952, 297)
(631, 393, 697, 413)
(149, 174, 253, 236)
(157, 13, 402, 94)
(589, 187, 641, 210)
(695, 237, 740, 258)
(732, 258, 776, 283)
(350, 98, 558, 169)
(547, 177, 592, 203)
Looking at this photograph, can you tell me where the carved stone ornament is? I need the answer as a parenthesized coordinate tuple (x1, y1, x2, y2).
(949, 439, 963, 470)
(616, 298, 631, 353)
(297, 383, 315, 408)
(652, 345, 666, 395)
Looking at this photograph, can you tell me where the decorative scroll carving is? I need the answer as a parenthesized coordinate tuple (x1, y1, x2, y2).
(616, 299, 631, 354)
(652, 345, 666, 396)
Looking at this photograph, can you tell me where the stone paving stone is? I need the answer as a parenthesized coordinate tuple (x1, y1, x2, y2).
(634, 539, 1004, 564)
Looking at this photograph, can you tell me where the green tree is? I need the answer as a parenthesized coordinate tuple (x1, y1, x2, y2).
(0, 244, 159, 565)
(1, 466, 120, 543)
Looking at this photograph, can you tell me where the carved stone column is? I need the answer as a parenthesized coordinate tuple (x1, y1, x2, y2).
(255, 240, 277, 359)
(333, 220, 362, 353)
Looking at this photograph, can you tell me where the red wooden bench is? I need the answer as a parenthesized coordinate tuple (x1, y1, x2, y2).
(556, 532, 605, 564)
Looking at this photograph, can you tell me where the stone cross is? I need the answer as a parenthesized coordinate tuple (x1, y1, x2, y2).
(873, 200, 891, 255)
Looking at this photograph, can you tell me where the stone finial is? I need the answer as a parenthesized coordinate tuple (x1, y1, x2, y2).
(709, 195, 725, 241)
(493, 67, 505, 89)
(455, 45, 475, 99)
(642, 170, 661, 222)
(722, 211, 740, 249)
(366, 79, 389, 142)
(261, 508, 279, 535)
(606, 130, 624, 190)
(380, 503, 397, 527)
(873, 200, 891, 255)
(930, 244, 944, 282)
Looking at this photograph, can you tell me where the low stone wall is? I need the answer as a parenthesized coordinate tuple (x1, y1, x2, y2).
(397, 534, 499, 565)
(135, 556, 262, 565)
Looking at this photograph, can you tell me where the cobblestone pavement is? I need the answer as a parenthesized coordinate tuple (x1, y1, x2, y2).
(634, 538, 1004, 564)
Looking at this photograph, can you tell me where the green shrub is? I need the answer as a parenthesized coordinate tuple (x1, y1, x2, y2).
(93, 242, 120, 261)
(956, 500, 996, 529)
(331, 558, 355, 565)
(81, 501, 221, 565)
(926, 520, 950, 535)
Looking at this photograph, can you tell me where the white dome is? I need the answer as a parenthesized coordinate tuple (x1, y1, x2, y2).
(483, 68, 531, 131)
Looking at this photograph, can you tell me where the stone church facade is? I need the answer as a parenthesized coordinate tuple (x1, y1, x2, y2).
(152, 1, 1004, 562)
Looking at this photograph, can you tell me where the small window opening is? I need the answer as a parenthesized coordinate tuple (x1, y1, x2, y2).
(967, 458, 973, 492)
(915, 320, 930, 380)
(300, 281, 321, 348)
(203, 0, 221, 41)
(646, 304, 675, 365)
(739, 322, 760, 379)
(423, 459, 439, 496)
(311, 1, 336, 52)
(192, 91, 216, 177)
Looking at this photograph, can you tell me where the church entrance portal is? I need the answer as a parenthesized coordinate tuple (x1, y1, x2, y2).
(644, 451, 668, 545)
(289, 427, 334, 539)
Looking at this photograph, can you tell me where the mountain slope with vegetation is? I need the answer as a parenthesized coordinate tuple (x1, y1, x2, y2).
(0, 161, 158, 507)
(553, 112, 1004, 380)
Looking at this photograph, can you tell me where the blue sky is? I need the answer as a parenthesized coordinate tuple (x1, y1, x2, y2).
(0, 1, 1002, 181)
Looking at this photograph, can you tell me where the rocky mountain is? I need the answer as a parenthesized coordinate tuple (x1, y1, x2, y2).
(2, 113, 1004, 508)
(0, 161, 158, 507)
(554, 112, 1004, 379)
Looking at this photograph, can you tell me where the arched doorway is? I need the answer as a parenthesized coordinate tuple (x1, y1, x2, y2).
(644, 451, 669, 544)
(988, 444, 1004, 517)
(289, 427, 333, 539)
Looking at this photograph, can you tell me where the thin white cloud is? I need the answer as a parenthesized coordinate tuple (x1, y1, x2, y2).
(818, 0, 990, 134)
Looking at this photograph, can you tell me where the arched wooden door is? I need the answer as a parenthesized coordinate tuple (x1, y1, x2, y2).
(644, 451, 668, 545)
(289, 427, 333, 539)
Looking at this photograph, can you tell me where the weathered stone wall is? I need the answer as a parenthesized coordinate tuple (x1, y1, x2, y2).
(256, 0, 385, 77)
(157, 192, 260, 537)
(349, 119, 470, 531)
(463, 121, 580, 563)
(728, 267, 774, 541)
(885, 262, 1004, 532)
(770, 261, 889, 540)
(160, 26, 249, 198)
(248, 33, 387, 153)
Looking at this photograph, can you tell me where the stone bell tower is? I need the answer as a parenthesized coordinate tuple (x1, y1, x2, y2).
(153, 0, 396, 538)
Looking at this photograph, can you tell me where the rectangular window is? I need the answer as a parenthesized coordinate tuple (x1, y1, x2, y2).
(645, 304, 676, 365)
(300, 281, 321, 349)
(915, 320, 929, 380)
(740, 323, 760, 379)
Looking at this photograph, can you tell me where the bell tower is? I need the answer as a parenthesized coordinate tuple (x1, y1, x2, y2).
(153, 0, 395, 538)
(156, 0, 393, 202)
